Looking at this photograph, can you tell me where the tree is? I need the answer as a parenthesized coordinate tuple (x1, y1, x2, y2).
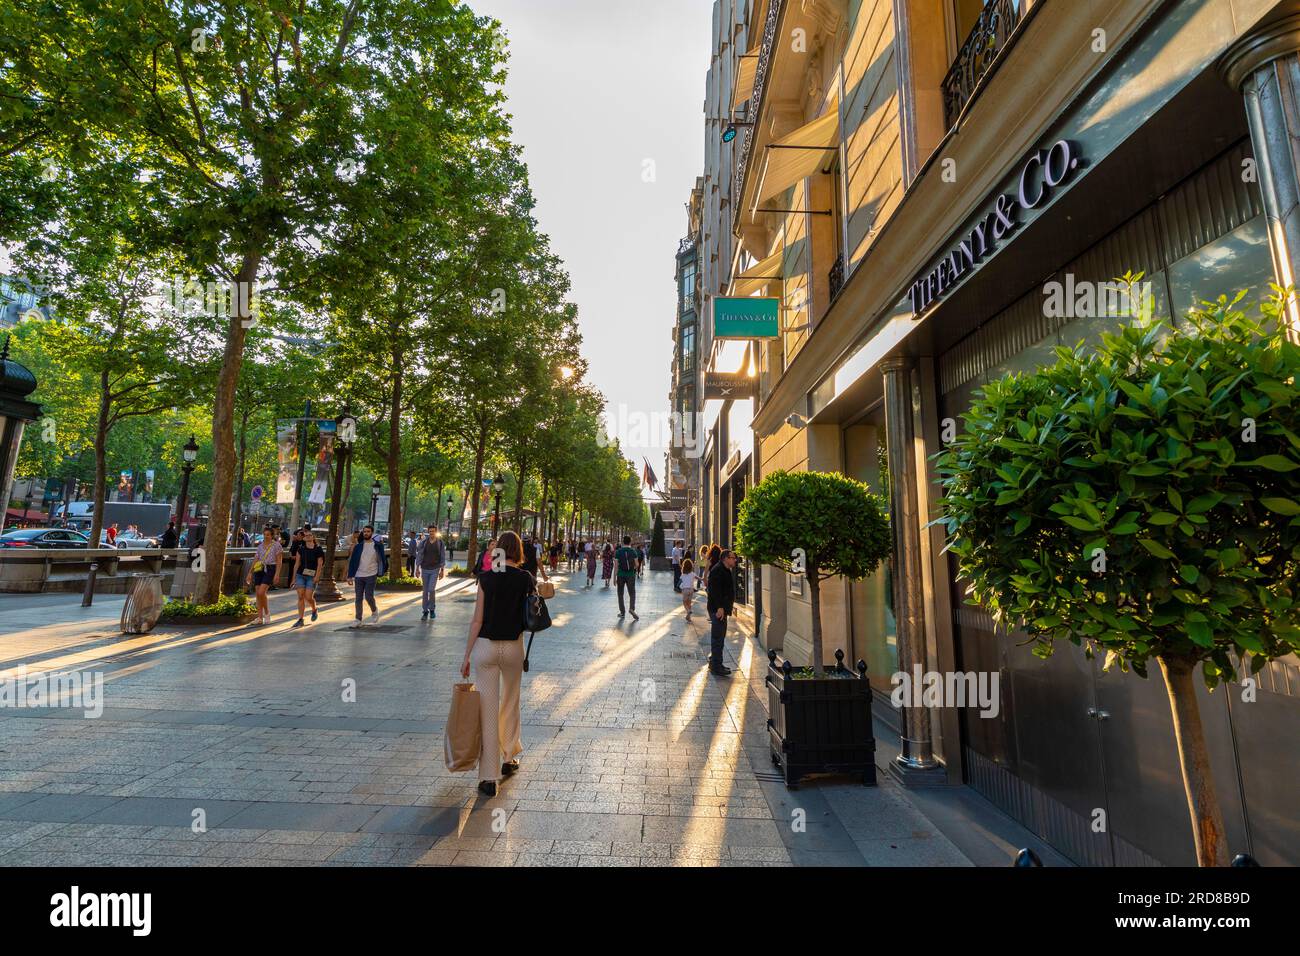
(650, 511, 666, 557)
(935, 288, 1300, 866)
(4, 0, 512, 601)
(735, 470, 891, 676)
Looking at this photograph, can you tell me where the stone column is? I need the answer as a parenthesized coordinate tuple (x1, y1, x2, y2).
(880, 357, 945, 784)
(1222, 9, 1300, 341)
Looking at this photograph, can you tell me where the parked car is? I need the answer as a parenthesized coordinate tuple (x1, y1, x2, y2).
(0, 528, 93, 549)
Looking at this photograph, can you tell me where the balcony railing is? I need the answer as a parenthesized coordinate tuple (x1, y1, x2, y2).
(941, 0, 1023, 130)
(732, 0, 784, 232)
(828, 253, 845, 302)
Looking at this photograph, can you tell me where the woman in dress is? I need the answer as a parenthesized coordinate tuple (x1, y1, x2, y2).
(600, 541, 614, 589)
(585, 539, 598, 588)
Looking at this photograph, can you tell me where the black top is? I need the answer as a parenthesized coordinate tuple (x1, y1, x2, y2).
(522, 543, 539, 575)
(707, 562, 735, 616)
(478, 565, 535, 640)
(297, 545, 325, 573)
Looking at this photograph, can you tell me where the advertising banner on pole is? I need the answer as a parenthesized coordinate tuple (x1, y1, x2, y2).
(275, 420, 298, 504)
(373, 495, 391, 524)
(308, 420, 335, 506)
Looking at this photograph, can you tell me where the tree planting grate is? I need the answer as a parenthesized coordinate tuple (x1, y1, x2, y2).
(334, 625, 414, 633)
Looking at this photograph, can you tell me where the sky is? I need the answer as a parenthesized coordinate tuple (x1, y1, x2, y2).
(469, 0, 713, 496)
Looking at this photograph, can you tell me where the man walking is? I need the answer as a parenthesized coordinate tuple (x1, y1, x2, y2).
(705, 549, 736, 677)
(414, 524, 446, 621)
(346, 525, 387, 628)
(615, 535, 641, 621)
(405, 528, 419, 578)
(671, 539, 683, 592)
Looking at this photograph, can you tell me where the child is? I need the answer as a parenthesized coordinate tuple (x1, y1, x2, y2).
(679, 558, 696, 620)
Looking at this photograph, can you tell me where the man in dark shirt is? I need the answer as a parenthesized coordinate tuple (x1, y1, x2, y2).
(414, 525, 446, 621)
(615, 535, 641, 621)
(706, 549, 737, 677)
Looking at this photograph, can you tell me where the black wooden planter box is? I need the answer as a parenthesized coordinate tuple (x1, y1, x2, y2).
(766, 648, 876, 788)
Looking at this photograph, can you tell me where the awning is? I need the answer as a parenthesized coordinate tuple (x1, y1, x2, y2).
(755, 109, 840, 208)
(731, 51, 760, 109)
(728, 248, 784, 297)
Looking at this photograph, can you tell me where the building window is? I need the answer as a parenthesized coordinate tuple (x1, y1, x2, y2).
(680, 260, 698, 315)
(681, 323, 696, 371)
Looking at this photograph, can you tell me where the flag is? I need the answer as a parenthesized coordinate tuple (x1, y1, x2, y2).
(642, 458, 658, 490)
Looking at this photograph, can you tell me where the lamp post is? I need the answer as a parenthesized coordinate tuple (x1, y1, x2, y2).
(174, 435, 198, 547)
(491, 474, 505, 536)
(315, 411, 355, 603)
(370, 480, 381, 526)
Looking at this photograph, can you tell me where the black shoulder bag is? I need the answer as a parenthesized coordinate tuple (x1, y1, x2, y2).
(522, 578, 552, 673)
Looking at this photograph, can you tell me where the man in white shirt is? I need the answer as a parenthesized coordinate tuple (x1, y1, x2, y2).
(346, 525, 387, 627)
(671, 540, 684, 592)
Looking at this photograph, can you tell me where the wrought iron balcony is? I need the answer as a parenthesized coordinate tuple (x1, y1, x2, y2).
(941, 0, 1023, 130)
(828, 253, 845, 302)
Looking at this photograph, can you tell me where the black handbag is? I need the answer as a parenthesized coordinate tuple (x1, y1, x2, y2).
(522, 593, 551, 672)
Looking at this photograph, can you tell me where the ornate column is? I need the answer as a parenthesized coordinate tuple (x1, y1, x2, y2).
(881, 357, 945, 785)
(1222, 8, 1300, 341)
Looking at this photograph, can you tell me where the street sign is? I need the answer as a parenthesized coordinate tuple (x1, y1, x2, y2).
(251, 486, 264, 501)
(713, 296, 780, 339)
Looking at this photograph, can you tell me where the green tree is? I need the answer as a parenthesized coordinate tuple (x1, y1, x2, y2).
(935, 289, 1300, 866)
(3, 0, 511, 601)
(735, 470, 892, 677)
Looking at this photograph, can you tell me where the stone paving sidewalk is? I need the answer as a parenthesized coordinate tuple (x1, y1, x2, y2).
(0, 567, 976, 867)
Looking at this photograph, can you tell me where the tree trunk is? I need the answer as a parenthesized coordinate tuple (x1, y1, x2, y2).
(1158, 655, 1229, 866)
(342, 453, 353, 538)
(387, 355, 403, 577)
(233, 407, 248, 540)
(808, 570, 824, 677)
(539, 474, 549, 542)
(465, 418, 487, 572)
(512, 459, 527, 533)
(199, 254, 262, 603)
(89, 370, 110, 550)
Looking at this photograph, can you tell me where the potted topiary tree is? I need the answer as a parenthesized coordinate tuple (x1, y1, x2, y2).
(936, 283, 1300, 866)
(649, 510, 669, 571)
(735, 469, 892, 787)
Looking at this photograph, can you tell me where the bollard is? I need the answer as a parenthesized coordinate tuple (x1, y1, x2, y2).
(81, 561, 98, 607)
(1014, 848, 1043, 867)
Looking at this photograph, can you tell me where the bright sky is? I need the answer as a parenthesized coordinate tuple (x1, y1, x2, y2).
(469, 0, 713, 496)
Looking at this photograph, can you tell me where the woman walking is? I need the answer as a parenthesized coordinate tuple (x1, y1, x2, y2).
(679, 557, 697, 620)
(245, 526, 284, 626)
(460, 531, 535, 798)
(585, 539, 597, 588)
(291, 530, 325, 628)
(600, 541, 614, 589)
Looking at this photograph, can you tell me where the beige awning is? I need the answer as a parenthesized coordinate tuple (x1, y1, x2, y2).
(731, 51, 760, 109)
(754, 109, 840, 208)
(728, 248, 784, 297)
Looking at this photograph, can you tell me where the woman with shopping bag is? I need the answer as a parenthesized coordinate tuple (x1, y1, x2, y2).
(459, 530, 535, 797)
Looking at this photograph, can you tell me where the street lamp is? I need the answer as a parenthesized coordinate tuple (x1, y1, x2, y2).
(491, 473, 505, 536)
(370, 479, 382, 525)
(174, 435, 199, 548)
(444, 493, 454, 557)
(316, 410, 356, 603)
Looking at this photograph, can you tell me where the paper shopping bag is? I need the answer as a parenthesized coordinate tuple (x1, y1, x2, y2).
(444, 681, 482, 772)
